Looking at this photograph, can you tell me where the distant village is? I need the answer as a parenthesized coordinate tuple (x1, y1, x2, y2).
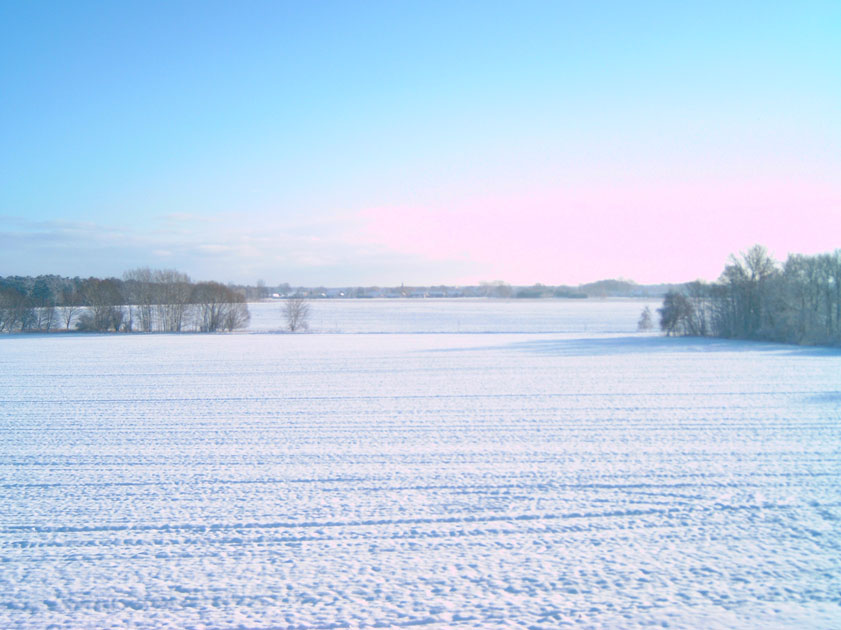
(262, 279, 672, 301)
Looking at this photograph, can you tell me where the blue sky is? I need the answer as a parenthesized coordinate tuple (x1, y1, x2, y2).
(1, 1, 839, 285)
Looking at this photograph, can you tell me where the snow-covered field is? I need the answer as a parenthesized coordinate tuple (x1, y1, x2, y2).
(246, 297, 658, 334)
(1, 300, 840, 629)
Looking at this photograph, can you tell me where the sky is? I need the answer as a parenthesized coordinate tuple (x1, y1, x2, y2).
(1, 1, 839, 286)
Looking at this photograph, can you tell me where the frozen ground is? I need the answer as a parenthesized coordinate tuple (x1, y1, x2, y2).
(246, 297, 659, 333)
(1, 300, 840, 629)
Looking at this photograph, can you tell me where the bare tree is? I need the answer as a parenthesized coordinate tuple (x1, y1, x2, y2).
(222, 300, 250, 331)
(658, 291, 694, 336)
(191, 282, 250, 332)
(123, 268, 156, 332)
(0, 286, 31, 332)
(284, 296, 310, 331)
(77, 278, 124, 331)
(719, 244, 778, 338)
(637, 306, 653, 331)
(57, 284, 81, 331)
(154, 269, 192, 332)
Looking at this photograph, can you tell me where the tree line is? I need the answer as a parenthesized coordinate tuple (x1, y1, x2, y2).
(657, 245, 841, 345)
(0, 269, 249, 333)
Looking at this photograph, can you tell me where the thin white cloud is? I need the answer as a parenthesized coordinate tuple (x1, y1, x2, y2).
(0, 212, 474, 285)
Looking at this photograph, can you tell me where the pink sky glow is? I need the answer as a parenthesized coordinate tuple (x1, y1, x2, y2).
(358, 176, 841, 285)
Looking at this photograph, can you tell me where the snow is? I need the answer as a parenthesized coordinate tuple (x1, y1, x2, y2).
(1, 299, 840, 629)
(246, 297, 661, 333)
